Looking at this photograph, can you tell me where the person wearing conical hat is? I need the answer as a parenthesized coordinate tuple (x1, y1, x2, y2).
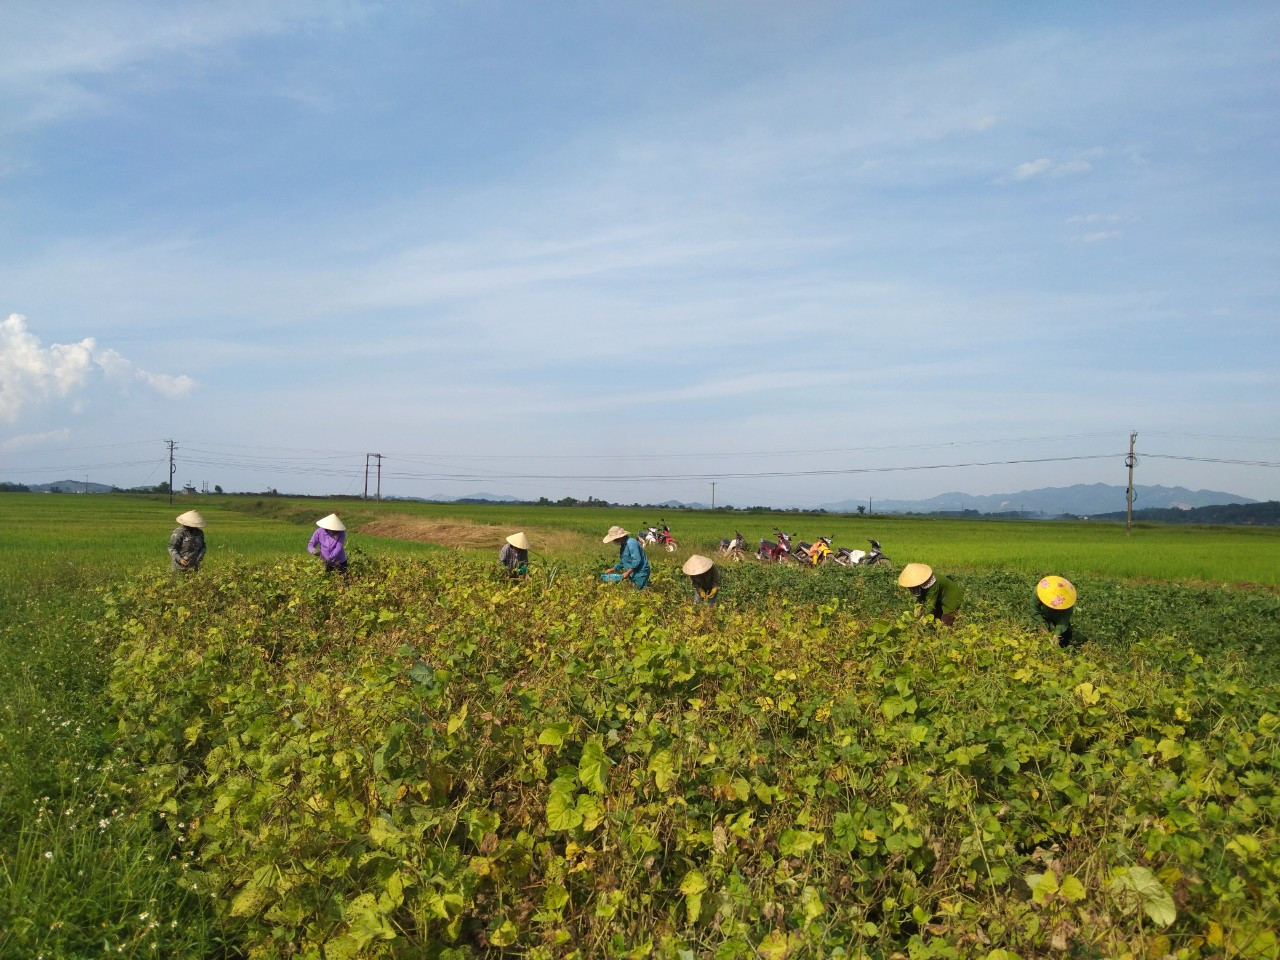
(602, 525, 649, 588)
(897, 563, 964, 626)
(499, 531, 530, 578)
(1035, 575, 1077, 646)
(168, 510, 207, 573)
(682, 554, 720, 607)
(308, 513, 348, 576)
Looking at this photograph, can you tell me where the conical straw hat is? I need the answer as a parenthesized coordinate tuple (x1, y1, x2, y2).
(897, 563, 932, 589)
(682, 555, 714, 576)
(603, 525, 628, 543)
(506, 532, 530, 549)
(316, 513, 346, 531)
(175, 510, 205, 528)
(1036, 575, 1077, 609)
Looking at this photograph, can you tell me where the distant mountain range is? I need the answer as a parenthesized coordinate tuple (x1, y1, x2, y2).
(4, 480, 1258, 520)
(421, 491, 521, 503)
(819, 483, 1257, 517)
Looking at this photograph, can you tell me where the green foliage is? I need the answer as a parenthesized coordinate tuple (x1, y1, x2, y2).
(101, 554, 1280, 958)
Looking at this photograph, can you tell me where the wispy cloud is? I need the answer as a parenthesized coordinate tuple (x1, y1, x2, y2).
(1011, 157, 1094, 181)
(0, 314, 195, 423)
(0, 427, 71, 451)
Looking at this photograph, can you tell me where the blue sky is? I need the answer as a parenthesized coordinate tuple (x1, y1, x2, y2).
(2, 1, 1277, 507)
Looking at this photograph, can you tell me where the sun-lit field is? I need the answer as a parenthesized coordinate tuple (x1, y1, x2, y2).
(2, 493, 1278, 958)
(4, 492, 1275, 587)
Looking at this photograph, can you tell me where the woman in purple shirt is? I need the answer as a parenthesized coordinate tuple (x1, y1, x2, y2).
(308, 513, 348, 576)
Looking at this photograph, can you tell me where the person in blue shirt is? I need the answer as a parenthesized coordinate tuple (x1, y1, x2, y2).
(603, 525, 650, 588)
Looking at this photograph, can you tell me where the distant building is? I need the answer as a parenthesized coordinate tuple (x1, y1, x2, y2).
(182, 484, 198, 495)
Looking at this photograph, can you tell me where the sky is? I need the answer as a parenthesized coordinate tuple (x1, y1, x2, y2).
(2, 1, 1278, 508)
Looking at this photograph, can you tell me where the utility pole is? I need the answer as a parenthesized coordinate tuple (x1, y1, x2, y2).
(364, 453, 383, 501)
(166, 439, 177, 506)
(868, 497, 872, 516)
(710, 482, 716, 510)
(1125, 431, 1138, 537)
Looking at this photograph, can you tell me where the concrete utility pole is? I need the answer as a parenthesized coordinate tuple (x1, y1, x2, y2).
(166, 439, 177, 506)
(1125, 431, 1138, 537)
(711, 482, 716, 510)
(365, 453, 383, 501)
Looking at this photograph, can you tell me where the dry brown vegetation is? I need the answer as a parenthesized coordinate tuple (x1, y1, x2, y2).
(359, 515, 591, 554)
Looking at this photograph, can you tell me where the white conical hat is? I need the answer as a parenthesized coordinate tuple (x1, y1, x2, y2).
(603, 525, 628, 543)
(316, 513, 345, 531)
(506, 531, 530, 549)
(175, 510, 205, 528)
(682, 554, 714, 576)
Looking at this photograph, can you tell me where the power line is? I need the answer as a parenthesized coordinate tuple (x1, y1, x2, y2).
(1144, 453, 1280, 468)
(375, 452, 1123, 484)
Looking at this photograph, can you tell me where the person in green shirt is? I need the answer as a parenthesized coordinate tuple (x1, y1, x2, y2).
(1035, 575, 1077, 646)
(898, 563, 963, 625)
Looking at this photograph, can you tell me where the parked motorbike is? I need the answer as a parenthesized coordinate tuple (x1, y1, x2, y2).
(718, 531, 747, 561)
(655, 519, 678, 553)
(798, 536, 834, 566)
(834, 538, 893, 568)
(638, 523, 660, 545)
(756, 530, 795, 562)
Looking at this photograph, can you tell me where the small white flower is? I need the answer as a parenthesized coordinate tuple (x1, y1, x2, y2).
(43, 851, 53, 860)
(99, 819, 110, 830)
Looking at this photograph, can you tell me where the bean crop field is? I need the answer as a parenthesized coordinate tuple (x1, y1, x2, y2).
(1, 493, 1278, 960)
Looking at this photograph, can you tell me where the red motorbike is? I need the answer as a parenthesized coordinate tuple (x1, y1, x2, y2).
(756, 530, 795, 562)
(655, 520, 678, 553)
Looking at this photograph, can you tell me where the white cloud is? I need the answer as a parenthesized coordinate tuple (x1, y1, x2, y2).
(0, 427, 71, 451)
(1014, 158, 1052, 180)
(0, 313, 195, 422)
(1011, 157, 1094, 181)
(1079, 230, 1121, 243)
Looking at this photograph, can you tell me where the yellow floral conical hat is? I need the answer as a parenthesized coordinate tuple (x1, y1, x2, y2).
(1036, 576, 1077, 609)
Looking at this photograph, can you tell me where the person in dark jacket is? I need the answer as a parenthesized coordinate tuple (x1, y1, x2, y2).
(682, 554, 720, 607)
(168, 510, 206, 573)
(499, 532, 530, 578)
(898, 563, 963, 625)
(1035, 575, 1077, 645)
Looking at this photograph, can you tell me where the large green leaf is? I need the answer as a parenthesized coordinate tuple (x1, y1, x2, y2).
(578, 735, 611, 795)
(1109, 866, 1176, 928)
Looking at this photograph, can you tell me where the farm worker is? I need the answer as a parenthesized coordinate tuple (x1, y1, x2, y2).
(1035, 575, 1077, 646)
(168, 510, 206, 573)
(897, 563, 964, 626)
(308, 513, 348, 575)
(682, 554, 720, 607)
(603, 525, 650, 588)
(499, 531, 530, 578)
